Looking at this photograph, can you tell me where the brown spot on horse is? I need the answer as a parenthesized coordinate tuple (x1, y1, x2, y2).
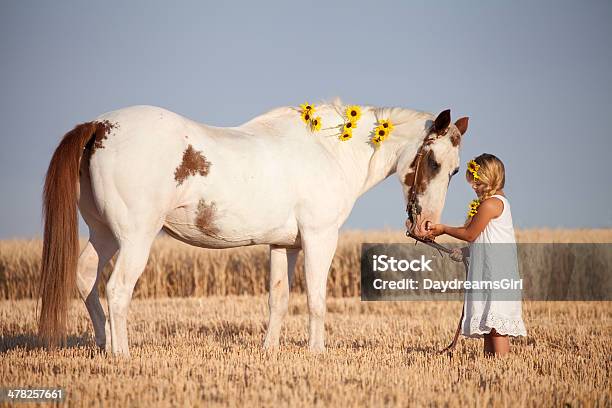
(403, 149, 441, 194)
(174, 144, 211, 185)
(84, 120, 117, 157)
(195, 199, 219, 235)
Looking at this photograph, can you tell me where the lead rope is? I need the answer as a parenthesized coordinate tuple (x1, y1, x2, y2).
(405, 230, 469, 355)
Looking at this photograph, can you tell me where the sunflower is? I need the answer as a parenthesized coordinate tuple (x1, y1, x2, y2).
(467, 160, 480, 172)
(467, 199, 481, 217)
(300, 102, 315, 113)
(343, 121, 357, 132)
(378, 119, 394, 132)
(310, 116, 322, 132)
(467, 160, 481, 180)
(374, 126, 389, 141)
(346, 105, 361, 122)
(372, 134, 383, 146)
(301, 110, 312, 124)
(339, 129, 352, 141)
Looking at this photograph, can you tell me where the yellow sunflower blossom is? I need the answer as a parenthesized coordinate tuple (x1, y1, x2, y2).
(467, 199, 481, 218)
(343, 121, 357, 132)
(300, 102, 315, 113)
(301, 110, 313, 124)
(378, 119, 394, 132)
(467, 160, 480, 172)
(339, 129, 352, 141)
(372, 134, 384, 147)
(346, 105, 361, 122)
(467, 159, 481, 180)
(374, 126, 389, 141)
(310, 116, 322, 132)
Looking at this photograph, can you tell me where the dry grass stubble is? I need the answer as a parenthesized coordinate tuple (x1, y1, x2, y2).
(0, 297, 610, 407)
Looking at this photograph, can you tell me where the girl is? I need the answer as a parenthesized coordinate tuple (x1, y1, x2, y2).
(426, 153, 527, 356)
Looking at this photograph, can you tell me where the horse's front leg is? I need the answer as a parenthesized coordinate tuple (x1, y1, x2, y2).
(263, 246, 299, 349)
(301, 227, 339, 352)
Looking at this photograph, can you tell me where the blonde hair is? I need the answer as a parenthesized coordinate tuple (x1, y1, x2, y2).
(464, 153, 506, 226)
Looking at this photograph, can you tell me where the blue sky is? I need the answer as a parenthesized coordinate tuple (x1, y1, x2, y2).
(0, 0, 611, 239)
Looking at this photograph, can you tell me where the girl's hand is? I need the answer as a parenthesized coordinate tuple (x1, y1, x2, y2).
(426, 223, 445, 237)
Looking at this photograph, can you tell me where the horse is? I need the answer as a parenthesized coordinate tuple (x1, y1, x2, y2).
(37, 98, 468, 356)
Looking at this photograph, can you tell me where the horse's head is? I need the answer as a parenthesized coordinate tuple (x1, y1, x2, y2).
(398, 109, 468, 240)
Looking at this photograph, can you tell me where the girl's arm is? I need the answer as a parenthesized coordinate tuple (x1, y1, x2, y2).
(428, 197, 504, 243)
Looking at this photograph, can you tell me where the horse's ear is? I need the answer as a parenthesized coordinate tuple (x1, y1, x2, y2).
(455, 117, 469, 135)
(434, 109, 451, 134)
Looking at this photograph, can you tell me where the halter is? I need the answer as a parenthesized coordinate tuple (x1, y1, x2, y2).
(405, 126, 448, 238)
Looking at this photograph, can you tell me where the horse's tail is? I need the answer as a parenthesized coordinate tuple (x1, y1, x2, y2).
(38, 121, 103, 348)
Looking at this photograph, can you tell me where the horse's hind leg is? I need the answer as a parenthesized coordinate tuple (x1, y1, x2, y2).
(76, 222, 118, 351)
(105, 233, 157, 357)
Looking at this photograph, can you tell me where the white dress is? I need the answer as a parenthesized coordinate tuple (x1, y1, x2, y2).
(461, 194, 527, 338)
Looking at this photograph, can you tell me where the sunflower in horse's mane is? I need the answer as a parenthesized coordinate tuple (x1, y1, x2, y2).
(300, 110, 312, 123)
(300, 102, 315, 113)
(378, 119, 394, 132)
(339, 130, 352, 141)
(342, 121, 356, 131)
(299, 102, 322, 133)
(345, 105, 362, 121)
(310, 116, 322, 132)
(298, 101, 396, 145)
(372, 119, 395, 147)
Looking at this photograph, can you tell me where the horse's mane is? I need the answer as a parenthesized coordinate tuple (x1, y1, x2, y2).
(238, 97, 433, 137)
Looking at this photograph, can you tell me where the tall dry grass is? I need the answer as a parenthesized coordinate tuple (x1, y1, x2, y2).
(1, 229, 611, 300)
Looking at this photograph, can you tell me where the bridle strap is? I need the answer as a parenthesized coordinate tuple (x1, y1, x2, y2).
(405, 143, 426, 212)
(405, 125, 448, 236)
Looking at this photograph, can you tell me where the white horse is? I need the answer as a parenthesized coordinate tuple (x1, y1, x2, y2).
(38, 98, 468, 356)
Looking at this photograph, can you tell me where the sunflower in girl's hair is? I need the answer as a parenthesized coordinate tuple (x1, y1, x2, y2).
(467, 160, 481, 180)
